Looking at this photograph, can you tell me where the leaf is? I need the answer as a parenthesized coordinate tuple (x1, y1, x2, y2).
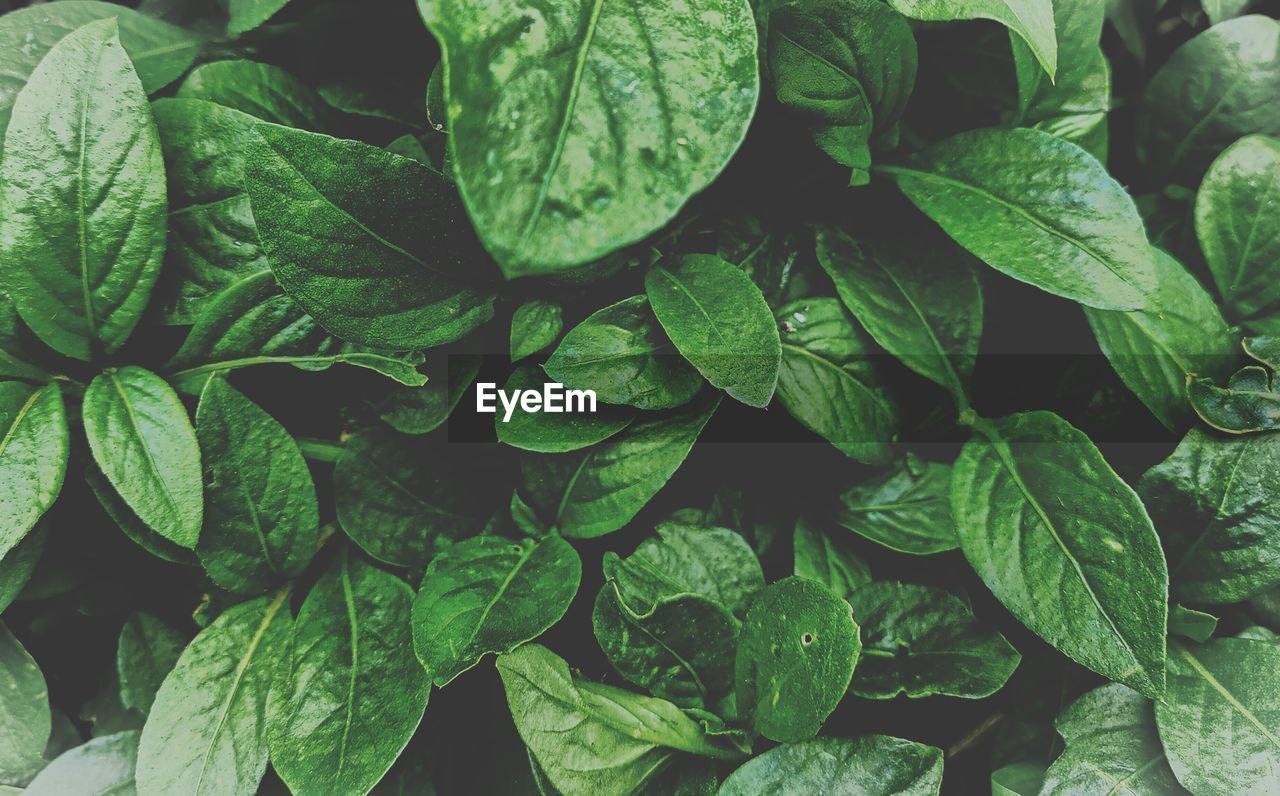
(1156, 638, 1280, 795)
(24, 730, 140, 796)
(0, 523, 47, 614)
(719, 735, 944, 795)
(0, 382, 67, 559)
(1169, 604, 1218, 643)
(195, 378, 319, 594)
(1140, 427, 1280, 604)
(227, 0, 292, 36)
(952, 411, 1168, 697)
(1040, 682, 1184, 795)
(0, 18, 167, 360)
(1188, 366, 1280, 433)
(544, 295, 704, 410)
(836, 456, 957, 555)
(87, 465, 197, 565)
(497, 644, 743, 796)
(417, 0, 760, 274)
(495, 365, 634, 453)
(1195, 135, 1280, 331)
(991, 762, 1045, 796)
(0, 623, 49, 778)
(880, 127, 1157, 311)
(176, 60, 331, 130)
(511, 300, 564, 362)
(736, 576, 861, 742)
(244, 123, 496, 350)
(815, 223, 982, 403)
(645, 254, 781, 408)
(0, 1, 199, 137)
(83, 367, 203, 549)
(0, 291, 49, 382)
(377, 355, 482, 435)
(412, 534, 581, 686)
(848, 581, 1020, 699)
(889, 0, 1057, 79)
(1245, 335, 1280, 369)
(793, 517, 871, 600)
(117, 614, 185, 716)
(767, 0, 917, 183)
(1138, 15, 1280, 185)
(136, 591, 291, 796)
(1084, 248, 1237, 430)
(268, 552, 429, 796)
(774, 297, 896, 464)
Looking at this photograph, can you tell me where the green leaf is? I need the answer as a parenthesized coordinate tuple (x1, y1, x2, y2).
(544, 295, 704, 411)
(0, 623, 49, 779)
(736, 576, 861, 742)
(1195, 135, 1280, 331)
(836, 456, 957, 555)
(497, 644, 743, 795)
(1138, 16, 1280, 185)
(880, 128, 1157, 311)
(417, 0, 759, 274)
(816, 224, 982, 403)
(1156, 638, 1280, 795)
(1169, 604, 1218, 643)
(136, 591, 291, 796)
(24, 730, 140, 796)
(991, 762, 1045, 796)
(87, 465, 197, 565)
(1140, 427, 1280, 604)
(0, 523, 47, 614)
(793, 517, 871, 600)
(0, 18, 167, 360)
(511, 300, 564, 362)
(195, 378, 319, 594)
(227, 0, 292, 36)
(521, 393, 720, 538)
(268, 552, 429, 796)
(889, 0, 1057, 79)
(177, 60, 331, 130)
(377, 355, 482, 435)
(952, 411, 1168, 697)
(117, 613, 185, 716)
(244, 123, 496, 350)
(0, 382, 67, 559)
(0, 1, 199, 137)
(495, 365, 634, 453)
(849, 581, 1020, 699)
(774, 297, 896, 464)
(0, 291, 50, 381)
(767, 0, 917, 183)
(1084, 248, 1237, 430)
(719, 735, 944, 795)
(1040, 683, 1184, 795)
(1245, 335, 1280, 369)
(83, 367, 203, 549)
(412, 534, 581, 686)
(1187, 366, 1280, 433)
(645, 254, 781, 408)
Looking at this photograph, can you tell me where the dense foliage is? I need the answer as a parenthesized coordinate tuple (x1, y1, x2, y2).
(0, 0, 1278, 793)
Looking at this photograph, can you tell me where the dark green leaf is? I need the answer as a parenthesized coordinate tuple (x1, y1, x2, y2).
(1245, 335, 1280, 369)
(0, 623, 49, 779)
(0, 291, 49, 381)
(177, 60, 330, 130)
(377, 355, 482, 435)
(24, 730, 139, 796)
(511, 300, 564, 362)
(495, 365, 634, 453)
(836, 455, 957, 555)
(1187, 366, 1280, 433)
(87, 465, 197, 565)
(991, 762, 1045, 796)
(720, 735, 944, 795)
(0, 382, 66, 559)
(117, 613, 185, 716)
(0, 523, 46, 614)
(889, 0, 1056, 78)
(226, 0, 292, 37)
(1169, 604, 1218, 643)
(793, 517, 871, 600)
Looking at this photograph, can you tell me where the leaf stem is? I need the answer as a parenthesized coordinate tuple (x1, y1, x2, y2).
(295, 436, 345, 463)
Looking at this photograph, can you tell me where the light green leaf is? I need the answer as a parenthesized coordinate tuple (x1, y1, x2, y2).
(117, 613, 185, 717)
(890, 0, 1057, 78)
(495, 365, 634, 453)
(0, 623, 49, 779)
(511, 300, 564, 362)
(720, 735, 944, 795)
(25, 730, 140, 796)
(793, 517, 871, 600)
(836, 456, 957, 555)
(0, 382, 67, 560)
(226, 0, 292, 36)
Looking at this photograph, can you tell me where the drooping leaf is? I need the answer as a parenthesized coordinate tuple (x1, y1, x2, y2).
(952, 411, 1168, 697)
(0, 623, 49, 779)
(495, 365, 634, 453)
(889, 0, 1057, 78)
(793, 517, 871, 600)
(417, 0, 759, 274)
(0, 18, 167, 360)
(117, 613, 185, 716)
(1187, 366, 1280, 433)
(412, 534, 581, 686)
(836, 455, 957, 555)
(24, 730, 140, 796)
(511, 300, 564, 362)
(0, 382, 67, 560)
(719, 735, 944, 795)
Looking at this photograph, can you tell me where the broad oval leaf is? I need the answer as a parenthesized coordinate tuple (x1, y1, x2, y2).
(83, 367, 203, 549)
(412, 534, 581, 686)
(1188, 366, 1280, 433)
(645, 254, 781, 408)
(735, 576, 861, 742)
(117, 613, 185, 716)
(793, 517, 871, 600)
(890, 0, 1056, 78)
(87, 465, 197, 565)
(0, 623, 50, 777)
(836, 455, 957, 555)
(881, 127, 1157, 311)
(25, 730, 140, 796)
(951, 411, 1168, 697)
(195, 378, 319, 594)
(720, 735, 944, 796)
(495, 365, 634, 453)
(0, 18, 167, 360)
(417, 0, 760, 274)
(268, 552, 429, 796)
(0, 382, 67, 559)
(510, 300, 563, 362)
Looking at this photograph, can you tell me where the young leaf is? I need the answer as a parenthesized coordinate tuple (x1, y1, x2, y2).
(268, 553, 429, 796)
(0, 18, 167, 360)
(0, 623, 50, 778)
(952, 411, 1168, 697)
(849, 581, 1020, 699)
(510, 300, 563, 362)
(720, 735, 944, 795)
(195, 378, 319, 594)
(1156, 638, 1280, 795)
(736, 576, 861, 742)
(417, 0, 759, 274)
(495, 365, 634, 453)
(793, 517, 871, 600)
(227, 0, 292, 37)
(412, 534, 581, 686)
(880, 127, 1157, 311)
(244, 123, 496, 350)
(889, 0, 1057, 79)
(83, 367, 203, 549)
(836, 456, 957, 555)
(0, 382, 67, 560)
(1187, 366, 1280, 433)
(136, 591, 291, 796)
(24, 730, 140, 796)
(117, 613, 185, 716)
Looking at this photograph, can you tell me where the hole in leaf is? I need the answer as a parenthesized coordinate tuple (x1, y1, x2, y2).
(801, 633, 814, 646)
